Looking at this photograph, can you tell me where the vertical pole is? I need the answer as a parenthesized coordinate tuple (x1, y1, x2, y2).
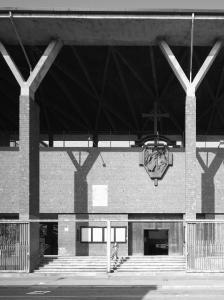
(184, 221, 188, 271)
(189, 13, 195, 83)
(27, 222, 30, 273)
(107, 220, 111, 273)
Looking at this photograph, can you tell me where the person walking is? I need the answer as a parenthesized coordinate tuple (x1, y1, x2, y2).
(111, 242, 119, 260)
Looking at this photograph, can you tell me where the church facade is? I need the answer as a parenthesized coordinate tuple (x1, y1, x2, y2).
(1, 0, 224, 272)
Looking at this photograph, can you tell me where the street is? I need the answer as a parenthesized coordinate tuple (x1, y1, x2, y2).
(1, 285, 224, 299)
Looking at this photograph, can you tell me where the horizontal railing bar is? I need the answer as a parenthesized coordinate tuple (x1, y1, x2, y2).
(0, 219, 185, 223)
(2, 219, 224, 223)
(0, 219, 224, 224)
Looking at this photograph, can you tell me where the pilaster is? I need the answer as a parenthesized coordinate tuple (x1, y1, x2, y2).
(185, 88, 197, 220)
(19, 90, 40, 219)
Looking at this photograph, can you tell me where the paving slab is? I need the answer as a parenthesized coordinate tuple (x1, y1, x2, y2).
(1, 272, 224, 287)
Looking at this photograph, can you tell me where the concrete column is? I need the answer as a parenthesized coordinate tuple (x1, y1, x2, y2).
(19, 89, 40, 271)
(0, 40, 62, 272)
(159, 41, 222, 221)
(58, 214, 77, 256)
(19, 89, 39, 220)
(185, 88, 197, 220)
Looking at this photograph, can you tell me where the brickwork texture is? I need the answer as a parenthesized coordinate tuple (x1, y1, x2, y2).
(0, 147, 223, 215)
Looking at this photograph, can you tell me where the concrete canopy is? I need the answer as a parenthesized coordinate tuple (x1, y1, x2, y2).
(0, 1, 224, 139)
(0, 14, 223, 46)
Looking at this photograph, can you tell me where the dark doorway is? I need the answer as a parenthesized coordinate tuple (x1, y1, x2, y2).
(144, 229, 168, 255)
(40, 223, 58, 255)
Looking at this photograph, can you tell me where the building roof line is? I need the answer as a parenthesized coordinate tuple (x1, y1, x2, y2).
(0, 12, 224, 20)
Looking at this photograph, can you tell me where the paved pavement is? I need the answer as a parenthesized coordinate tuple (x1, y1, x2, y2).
(1, 272, 224, 286)
(1, 273, 224, 299)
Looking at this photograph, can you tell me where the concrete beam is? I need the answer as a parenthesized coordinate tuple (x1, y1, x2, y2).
(28, 40, 63, 92)
(0, 39, 62, 94)
(159, 40, 189, 91)
(0, 41, 24, 86)
(192, 40, 222, 91)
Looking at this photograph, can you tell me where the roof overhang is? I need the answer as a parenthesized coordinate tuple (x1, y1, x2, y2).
(0, 13, 224, 46)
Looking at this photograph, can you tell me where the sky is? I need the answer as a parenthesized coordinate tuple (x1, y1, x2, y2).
(0, 0, 224, 12)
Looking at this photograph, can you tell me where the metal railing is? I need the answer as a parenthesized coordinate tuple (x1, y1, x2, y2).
(2, 219, 224, 273)
(0, 222, 29, 272)
(187, 221, 224, 272)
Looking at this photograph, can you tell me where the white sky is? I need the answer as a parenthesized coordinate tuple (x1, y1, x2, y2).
(0, 0, 224, 11)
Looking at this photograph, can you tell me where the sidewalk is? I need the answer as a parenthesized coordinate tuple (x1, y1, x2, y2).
(1, 272, 224, 286)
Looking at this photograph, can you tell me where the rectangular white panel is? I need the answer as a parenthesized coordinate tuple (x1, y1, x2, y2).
(81, 227, 91, 242)
(104, 228, 114, 242)
(92, 227, 103, 242)
(92, 185, 108, 206)
(116, 228, 126, 242)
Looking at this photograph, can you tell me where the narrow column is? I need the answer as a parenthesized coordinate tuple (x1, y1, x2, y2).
(19, 89, 39, 219)
(107, 220, 111, 273)
(185, 88, 197, 219)
(19, 89, 40, 271)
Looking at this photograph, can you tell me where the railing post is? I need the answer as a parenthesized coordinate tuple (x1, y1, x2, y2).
(107, 220, 111, 273)
(184, 221, 188, 271)
(27, 222, 30, 273)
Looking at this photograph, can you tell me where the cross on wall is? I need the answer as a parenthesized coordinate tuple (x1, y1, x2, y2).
(142, 101, 169, 144)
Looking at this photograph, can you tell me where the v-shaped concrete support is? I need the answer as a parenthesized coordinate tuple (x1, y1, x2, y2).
(0, 39, 62, 272)
(0, 40, 62, 96)
(159, 40, 222, 220)
(0, 40, 62, 220)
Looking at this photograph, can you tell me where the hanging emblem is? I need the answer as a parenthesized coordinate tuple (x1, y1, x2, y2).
(140, 144, 173, 186)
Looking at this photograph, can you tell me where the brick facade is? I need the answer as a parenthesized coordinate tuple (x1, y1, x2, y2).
(0, 147, 223, 215)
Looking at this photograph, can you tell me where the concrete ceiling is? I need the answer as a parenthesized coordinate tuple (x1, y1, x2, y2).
(0, 15, 223, 46)
(0, 45, 224, 137)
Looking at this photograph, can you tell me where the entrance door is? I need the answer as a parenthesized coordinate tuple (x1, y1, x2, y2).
(40, 223, 58, 255)
(144, 229, 168, 255)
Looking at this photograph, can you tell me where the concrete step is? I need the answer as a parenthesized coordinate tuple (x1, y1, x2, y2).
(115, 256, 186, 272)
(35, 256, 186, 273)
(35, 269, 107, 273)
(35, 256, 121, 273)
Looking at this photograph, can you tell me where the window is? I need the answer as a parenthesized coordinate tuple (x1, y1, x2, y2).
(115, 228, 126, 242)
(80, 227, 126, 243)
(104, 228, 115, 243)
(81, 227, 91, 242)
(92, 228, 103, 242)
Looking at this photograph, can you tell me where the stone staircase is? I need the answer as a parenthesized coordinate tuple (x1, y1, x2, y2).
(116, 256, 186, 272)
(35, 256, 119, 274)
(34, 255, 186, 274)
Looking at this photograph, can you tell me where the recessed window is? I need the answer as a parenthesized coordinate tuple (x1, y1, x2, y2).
(81, 227, 91, 242)
(92, 228, 103, 242)
(115, 228, 126, 242)
(80, 227, 126, 243)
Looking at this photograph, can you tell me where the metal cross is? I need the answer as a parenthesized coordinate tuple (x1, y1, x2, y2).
(142, 101, 169, 144)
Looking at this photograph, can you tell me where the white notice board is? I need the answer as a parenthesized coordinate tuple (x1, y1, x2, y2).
(92, 185, 108, 206)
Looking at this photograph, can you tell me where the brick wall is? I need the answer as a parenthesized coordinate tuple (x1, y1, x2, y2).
(0, 147, 223, 214)
(0, 149, 19, 213)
